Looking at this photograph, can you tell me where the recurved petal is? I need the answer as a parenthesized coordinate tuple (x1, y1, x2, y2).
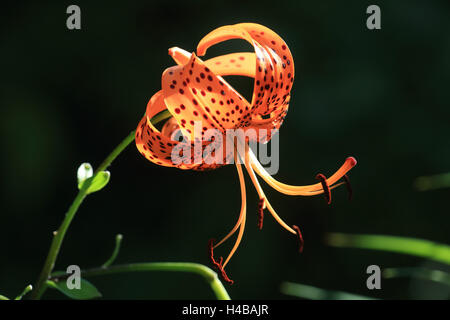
(204, 52, 256, 78)
(136, 91, 196, 170)
(162, 53, 252, 142)
(196, 23, 295, 140)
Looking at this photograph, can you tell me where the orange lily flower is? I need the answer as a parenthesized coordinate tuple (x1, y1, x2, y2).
(135, 23, 357, 284)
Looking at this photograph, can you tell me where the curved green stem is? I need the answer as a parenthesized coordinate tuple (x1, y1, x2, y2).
(15, 285, 33, 300)
(102, 234, 123, 268)
(32, 110, 173, 300)
(50, 262, 230, 300)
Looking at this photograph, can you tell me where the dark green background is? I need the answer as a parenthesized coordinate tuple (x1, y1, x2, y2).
(1, 0, 449, 299)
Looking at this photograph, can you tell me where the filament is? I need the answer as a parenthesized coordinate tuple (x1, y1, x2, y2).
(222, 147, 247, 268)
(248, 149, 356, 195)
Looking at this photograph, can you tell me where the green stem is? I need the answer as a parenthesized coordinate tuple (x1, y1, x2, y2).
(32, 110, 173, 300)
(50, 262, 230, 300)
(102, 234, 123, 268)
(15, 285, 33, 300)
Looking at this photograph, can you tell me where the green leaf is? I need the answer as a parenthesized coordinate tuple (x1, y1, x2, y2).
(46, 279, 102, 300)
(0, 295, 10, 300)
(383, 267, 450, 286)
(326, 233, 450, 265)
(414, 172, 450, 191)
(281, 282, 377, 300)
(79, 171, 111, 194)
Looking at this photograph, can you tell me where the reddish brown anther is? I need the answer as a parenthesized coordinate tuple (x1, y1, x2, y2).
(315, 173, 331, 204)
(257, 198, 265, 230)
(292, 225, 304, 253)
(208, 239, 234, 285)
(216, 257, 234, 285)
(208, 238, 218, 265)
(343, 174, 352, 201)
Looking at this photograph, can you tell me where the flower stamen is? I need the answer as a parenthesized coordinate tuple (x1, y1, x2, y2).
(207, 143, 246, 283)
(208, 239, 234, 284)
(315, 173, 331, 204)
(248, 150, 357, 196)
(222, 157, 247, 268)
(257, 198, 265, 230)
(208, 238, 218, 265)
(343, 174, 352, 201)
(241, 145, 297, 235)
(292, 225, 304, 253)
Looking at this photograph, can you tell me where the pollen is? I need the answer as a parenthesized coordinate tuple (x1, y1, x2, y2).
(208, 239, 234, 284)
(257, 198, 265, 230)
(292, 225, 304, 253)
(315, 173, 331, 204)
(343, 174, 353, 200)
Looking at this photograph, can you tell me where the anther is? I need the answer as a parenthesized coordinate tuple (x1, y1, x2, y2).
(292, 225, 304, 253)
(217, 258, 234, 285)
(315, 173, 331, 204)
(257, 198, 265, 230)
(208, 239, 234, 285)
(343, 174, 352, 201)
(208, 239, 218, 265)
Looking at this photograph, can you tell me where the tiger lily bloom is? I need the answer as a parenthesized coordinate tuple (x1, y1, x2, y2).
(135, 23, 357, 284)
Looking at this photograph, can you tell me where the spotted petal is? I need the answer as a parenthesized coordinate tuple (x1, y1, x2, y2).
(197, 23, 295, 141)
(136, 91, 229, 170)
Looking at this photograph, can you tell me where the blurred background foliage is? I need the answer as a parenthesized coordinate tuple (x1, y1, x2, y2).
(0, 0, 449, 299)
